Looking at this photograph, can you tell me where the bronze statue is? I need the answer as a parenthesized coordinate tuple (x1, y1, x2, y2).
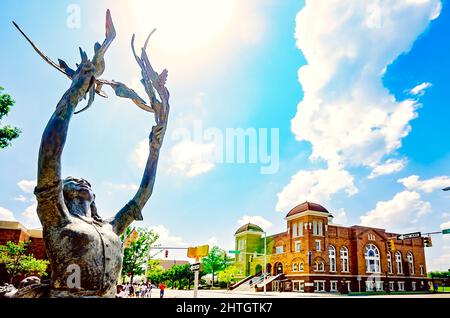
(13, 10, 169, 297)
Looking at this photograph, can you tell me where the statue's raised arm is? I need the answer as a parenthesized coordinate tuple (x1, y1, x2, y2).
(34, 53, 97, 227)
(110, 31, 170, 235)
(13, 10, 170, 298)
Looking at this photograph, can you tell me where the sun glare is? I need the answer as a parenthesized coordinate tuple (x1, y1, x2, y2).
(130, 0, 237, 54)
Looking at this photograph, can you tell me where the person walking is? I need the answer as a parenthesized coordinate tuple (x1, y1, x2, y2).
(146, 283, 153, 298)
(129, 283, 134, 298)
(159, 282, 166, 298)
(140, 283, 147, 298)
(135, 284, 141, 298)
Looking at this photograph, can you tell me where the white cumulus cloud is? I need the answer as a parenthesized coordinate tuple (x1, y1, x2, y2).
(17, 179, 37, 193)
(0, 206, 16, 221)
(167, 140, 216, 177)
(360, 190, 431, 232)
(276, 165, 357, 213)
(130, 139, 149, 170)
(332, 208, 348, 225)
(440, 221, 450, 230)
(237, 215, 273, 231)
(13, 195, 28, 202)
(104, 182, 139, 192)
(368, 158, 407, 179)
(149, 224, 189, 247)
(398, 175, 450, 193)
(409, 82, 432, 96)
(21, 201, 40, 228)
(291, 0, 441, 171)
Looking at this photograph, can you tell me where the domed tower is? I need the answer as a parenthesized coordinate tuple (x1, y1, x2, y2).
(285, 201, 333, 273)
(234, 223, 264, 277)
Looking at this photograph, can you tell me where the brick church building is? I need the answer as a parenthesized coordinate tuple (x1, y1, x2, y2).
(233, 202, 429, 293)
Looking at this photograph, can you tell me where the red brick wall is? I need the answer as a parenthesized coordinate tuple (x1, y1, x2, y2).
(0, 229, 28, 246)
(29, 237, 47, 260)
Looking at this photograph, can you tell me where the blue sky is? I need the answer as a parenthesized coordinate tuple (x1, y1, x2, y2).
(0, 0, 449, 270)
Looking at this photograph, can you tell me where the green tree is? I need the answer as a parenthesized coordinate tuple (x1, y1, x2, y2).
(164, 266, 176, 288)
(172, 263, 194, 290)
(428, 271, 450, 279)
(202, 246, 229, 287)
(218, 265, 240, 289)
(0, 87, 21, 149)
(120, 227, 159, 284)
(0, 241, 49, 284)
(146, 259, 164, 285)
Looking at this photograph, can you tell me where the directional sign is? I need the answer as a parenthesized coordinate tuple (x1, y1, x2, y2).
(187, 245, 210, 259)
(190, 263, 201, 272)
(443, 229, 450, 235)
(228, 250, 241, 254)
(397, 232, 421, 240)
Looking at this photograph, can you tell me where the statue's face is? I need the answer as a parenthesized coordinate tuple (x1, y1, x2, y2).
(63, 177, 95, 204)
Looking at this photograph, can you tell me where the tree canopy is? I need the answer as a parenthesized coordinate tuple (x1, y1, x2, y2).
(0, 87, 21, 149)
(202, 246, 230, 287)
(218, 265, 240, 288)
(120, 227, 159, 283)
(0, 241, 49, 284)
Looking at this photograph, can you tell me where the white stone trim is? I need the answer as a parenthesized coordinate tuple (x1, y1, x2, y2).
(285, 210, 331, 221)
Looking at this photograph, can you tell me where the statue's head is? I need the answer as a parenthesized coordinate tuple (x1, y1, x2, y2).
(63, 176, 101, 221)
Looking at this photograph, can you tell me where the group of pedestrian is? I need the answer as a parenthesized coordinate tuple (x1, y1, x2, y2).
(116, 282, 152, 298)
(115, 282, 166, 298)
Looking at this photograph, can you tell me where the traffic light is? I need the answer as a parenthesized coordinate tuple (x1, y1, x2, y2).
(249, 255, 254, 262)
(423, 236, 432, 247)
(387, 239, 396, 252)
(165, 250, 169, 258)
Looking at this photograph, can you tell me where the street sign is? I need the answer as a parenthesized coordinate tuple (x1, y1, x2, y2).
(228, 250, 241, 254)
(396, 232, 421, 240)
(443, 229, 450, 235)
(190, 263, 201, 272)
(187, 245, 210, 259)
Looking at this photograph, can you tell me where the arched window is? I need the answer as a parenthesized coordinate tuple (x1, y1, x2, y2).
(329, 245, 336, 272)
(365, 244, 381, 273)
(314, 261, 325, 271)
(395, 251, 403, 274)
(319, 262, 325, 271)
(387, 252, 393, 273)
(340, 246, 349, 272)
(292, 263, 298, 272)
(299, 263, 304, 272)
(407, 252, 414, 274)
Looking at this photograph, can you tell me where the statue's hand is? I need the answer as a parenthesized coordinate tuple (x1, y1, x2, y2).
(149, 124, 166, 151)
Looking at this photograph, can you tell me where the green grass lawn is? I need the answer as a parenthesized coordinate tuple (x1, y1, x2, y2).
(436, 286, 450, 293)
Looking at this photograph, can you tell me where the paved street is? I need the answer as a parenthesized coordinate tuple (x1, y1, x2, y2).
(143, 289, 450, 298)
